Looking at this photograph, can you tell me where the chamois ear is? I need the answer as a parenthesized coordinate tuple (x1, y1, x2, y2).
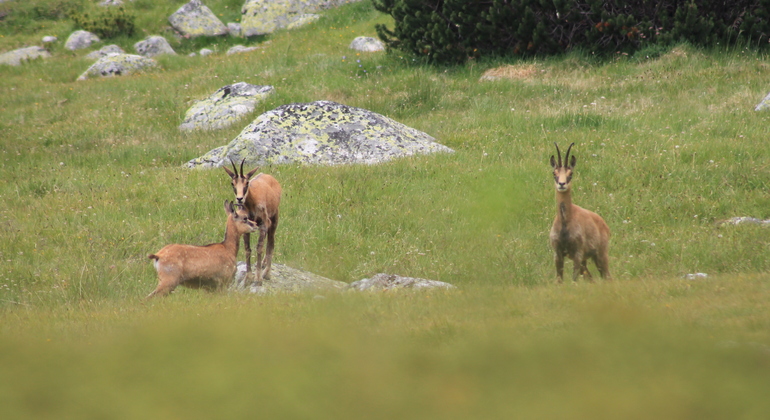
(224, 200, 234, 215)
(550, 155, 558, 168)
(246, 167, 259, 180)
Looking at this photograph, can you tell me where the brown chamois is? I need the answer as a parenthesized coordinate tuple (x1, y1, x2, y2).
(549, 143, 611, 283)
(146, 200, 258, 298)
(223, 159, 282, 286)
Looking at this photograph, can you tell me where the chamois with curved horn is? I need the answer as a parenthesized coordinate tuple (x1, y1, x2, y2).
(147, 200, 259, 298)
(549, 142, 611, 282)
(223, 159, 282, 286)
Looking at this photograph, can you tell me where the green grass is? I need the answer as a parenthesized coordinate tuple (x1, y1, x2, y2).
(1, 1, 770, 418)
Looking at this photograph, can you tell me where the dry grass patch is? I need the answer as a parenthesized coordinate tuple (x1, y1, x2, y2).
(479, 63, 540, 82)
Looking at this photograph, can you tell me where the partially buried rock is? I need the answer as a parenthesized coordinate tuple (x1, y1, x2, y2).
(169, 0, 228, 37)
(85, 44, 125, 60)
(186, 100, 453, 168)
(42, 36, 58, 43)
(232, 262, 347, 294)
(65, 30, 100, 51)
(349, 36, 384, 52)
(755, 92, 770, 111)
(349, 273, 455, 291)
(77, 53, 158, 80)
(227, 45, 258, 55)
(179, 82, 275, 131)
(0, 46, 51, 66)
(134, 36, 176, 57)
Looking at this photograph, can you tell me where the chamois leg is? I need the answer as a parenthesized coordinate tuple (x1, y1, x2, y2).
(243, 232, 252, 286)
(595, 251, 611, 280)
(255, 225, 267, 286)
(263, 214, 278, 280)
(554, 253, 565, 283)
(147, 273, 179, 299)
(571, 252, 584, 282)
(580, 260, 594, 283)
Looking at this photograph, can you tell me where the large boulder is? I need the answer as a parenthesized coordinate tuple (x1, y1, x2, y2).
(186, 100, 453, 168)
(85, 44, 125, 60)
(179, 82, 275, 131)
(169, 0, 228, 37)
(0, 46, 51, 66)
(134, 36, 176, 57)
(77, 54, 158, 80)
(233, 262, 347, 294)
(65, 30, 100, 51)
(349, 36, 384, 52)
(349, 273, 455, 291)
(240, 0, 360, 36)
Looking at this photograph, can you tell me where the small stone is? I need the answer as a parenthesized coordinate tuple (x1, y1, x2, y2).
(42, 36, 58, 43)
(349, 36, 385, 52)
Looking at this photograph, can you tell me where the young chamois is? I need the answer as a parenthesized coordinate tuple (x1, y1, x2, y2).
(146, 200, 258, 298)
(549, 143, 611, 283)
(223, 159, 282, 286)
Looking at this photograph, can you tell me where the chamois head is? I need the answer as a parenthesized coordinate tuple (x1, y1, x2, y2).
(223, 159, 259, 207)
(550, 142, 576, 193)
(224, 199, 259, 234)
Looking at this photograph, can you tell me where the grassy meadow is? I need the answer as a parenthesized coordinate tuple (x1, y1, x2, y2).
(1, 0, 770, 418)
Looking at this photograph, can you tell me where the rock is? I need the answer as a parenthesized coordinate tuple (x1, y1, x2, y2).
(77, 53, 158, 80)
(756, 92, 770, 111)
(99, 0, 123, 5)
(232, 262, 347, 294)
(240, 0, 360, 36)
(349, 273, 455, 291)
(227, 22, 242, 37)
(719, 216, 770, 225)
(169, 0, 228, 37)
(286, 13, 320, 30)
(349, 36, 384, 52)
(179, 82, 275, 131)
(200, 48, 214, 56)
(227, 45, 258, 55)
(42, 36, 58, 43)
(684, 273, 708, 280)
(185, 100, 453, 168)
(0, 46, 51, 66)
(65, 30, 100, 51)
(134, 36, 176, 57)
(84, 44, 125, 60)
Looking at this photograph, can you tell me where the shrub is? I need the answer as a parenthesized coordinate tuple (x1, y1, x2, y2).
(70, 5, 135, 39)
(372, 0, 770, 64)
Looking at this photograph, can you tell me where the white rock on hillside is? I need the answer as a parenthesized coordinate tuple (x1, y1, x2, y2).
(42, 36, 58, 43)
(77, 53, 158, 80)
(85, 44, 125, 60)
(186, 100, 453, 168)
(65, 30, 100, 51)
(0, 46, 51, 66)
(169, 0, 228, 37)
(233, 262, 347, 295)
(349, 36, 384, 52)
(134, 36, 176, 57)
(227, 45, 258, 55)
(349, 273, 455, 291)
(179, 83, 275, 131)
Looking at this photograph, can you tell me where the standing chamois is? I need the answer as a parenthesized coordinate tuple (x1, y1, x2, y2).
(146, 200, 259, 298)
(549, 143, 611, 282)
(223, 159, 282, 286)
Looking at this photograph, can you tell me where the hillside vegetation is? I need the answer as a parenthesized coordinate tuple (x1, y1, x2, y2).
(1, 1, 769, 418)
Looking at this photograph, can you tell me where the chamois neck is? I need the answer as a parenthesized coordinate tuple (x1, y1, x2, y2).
(556, 189, 573, 222)
(222, 219, 241, 256)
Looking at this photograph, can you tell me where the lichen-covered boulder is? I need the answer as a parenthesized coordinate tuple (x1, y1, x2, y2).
(85, 44, 125, 60)
(286, 13, 320, 29)
(186, 100, 453, 168)
(233, 262, 347, 295)
(0, 46, 51, 66)
(349, 36, 384, 52)
(240, 0, 360, 36)
(349, 273, 455, 291)
(179, 83, 274, 131)
(134, 36, 176, 57)
(169, 0, 228, 37)
(65, 30, 100, 51)
(77, 53, 158, 80)
(227, 45, 258, 55)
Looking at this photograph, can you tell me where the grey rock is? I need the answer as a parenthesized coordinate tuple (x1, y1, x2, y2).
(200, 48, 214, 56)
(286, 13, 320, 30)
(77, 53, 158, 80)
(65, 30, 100, 51)
(42, 36, 58, 43)
(227, 22, 242, 37)
(240, 0, 361, 36)
(232, 262, 347, 294)
(134, 36, 176, 57)
(756, 92, 770, 111)
(99, 0, 123, 5)
(349, 273, 455, 291)
(227, 44, 258, 55)
(179, 82, 275, 131)
(186, 100, 453, 168)
(0, 46, 51, 66)
(84, 44, 125, 60)
(188, 52, 197, 57)
(169, 0, 228, 37)
(349, 36, 384, 52)
(720, 216, 770, 226)
(683, 273, 708, 280)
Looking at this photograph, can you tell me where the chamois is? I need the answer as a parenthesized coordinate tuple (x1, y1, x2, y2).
(549, 143, 611, 282)
(223, 159, 282, 286)
(146, 200, 258, 298)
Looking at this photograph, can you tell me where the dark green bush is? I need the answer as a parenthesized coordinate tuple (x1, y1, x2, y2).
(372, 0, 770, 64)
(70, 6, 135, 39)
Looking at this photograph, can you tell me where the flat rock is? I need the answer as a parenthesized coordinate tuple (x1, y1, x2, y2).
(719, 216, 770, 226)
(85, 44, 125, 60)
(65, 30, 100, 51)
(240, 0, 360, 36)
(134, 36, 176, 57)
(349, 36, 384, 52)
(349, 273, 455, 291)
(169, 0, 228, 37)
(185, 100, 453, 168)
(227, 45, 259, 55)
(42, 36, 58, 43)
(232, 262, 347, 294)
(179, 82, 275, 131)
(77, 53, 158, 80)
(0, 46, 51, 66)
(756, 92, 770, 111)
